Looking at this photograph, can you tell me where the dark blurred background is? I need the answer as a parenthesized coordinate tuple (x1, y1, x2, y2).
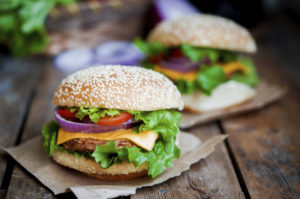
(189, 0, 300, 27)
(187, 0, 300, 86)
(1, 0, 299, 85)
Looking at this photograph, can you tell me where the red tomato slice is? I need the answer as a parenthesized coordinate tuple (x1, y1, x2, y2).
(57, 109, 77, 120)
(148, 54, 165, 64)
(171, 49, 183, 57)
(97, 112, 132, 126)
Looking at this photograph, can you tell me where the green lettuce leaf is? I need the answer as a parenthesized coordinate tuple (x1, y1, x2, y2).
(0, 0, 76, 56)
(41, 120, 63, 156)
(41, 109, 182, 178)
(222, 51, 239, 63)
(181, 43, 239, 63)
(230, 57, 259, 86)
(133, 39, 258, 95)
(177, 79, 198, 94)
(140, 59, 155, 69)
(130, 110, 181, 141)
(0, 0, 22, 11)
(175, 58, 259, 95)
(181, 44, 220, 62)
(91, 137, 180, 178)
(196, 65, 226, 95)
(69, 107, 121, 123)
(92, 141, 123, 168)
(118, 146, 148, 167)
(41, 121, 93, 158)
(133, 37, 168, 56)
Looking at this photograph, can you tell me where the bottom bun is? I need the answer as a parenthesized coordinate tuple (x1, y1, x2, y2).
(183, 81, 256, 113)
(52, 150, 148, 181)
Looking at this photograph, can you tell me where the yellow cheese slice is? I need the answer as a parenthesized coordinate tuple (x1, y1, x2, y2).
(154, 61, 248, 82)
(221, 61, 249, 75)
(154, 65, 197, 81)
(57, 128, 158, 151)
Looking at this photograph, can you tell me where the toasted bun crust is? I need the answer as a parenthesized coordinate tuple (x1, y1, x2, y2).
(53, 65, 183, 111)
(183, 81, 256, 113)
(147, 14, 257, 53)
(52, 150, 148, 181)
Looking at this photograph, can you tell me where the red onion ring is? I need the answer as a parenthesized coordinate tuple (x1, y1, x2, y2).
(54, 110, 139, 133)
(160, 57, 200, 72)
(155, 0, 199, 21)
(159, 56, 211, 72)
(94, 41, 144, 65)
(54, 48, 95, 73)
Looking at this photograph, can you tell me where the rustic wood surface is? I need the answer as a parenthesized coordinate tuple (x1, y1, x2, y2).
(132, 124, 245, 199)
(45, 0, 152, 55)
(1, 14, 300, 199)
(0, 57, 41, 196)
(5, 59, 62, 199)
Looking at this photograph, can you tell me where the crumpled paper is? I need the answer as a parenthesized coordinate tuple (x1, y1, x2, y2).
(181, 80, 287, 128)
(1, 132, 227, 199)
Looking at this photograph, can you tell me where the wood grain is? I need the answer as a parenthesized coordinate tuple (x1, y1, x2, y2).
(5, 167, 55, 199)
(0, 57, 41, 187)
(222, 92, 300, 199)
(45, 0, 152, 54)
(5, 61, 66, 199)
(0, 189, 6, 199)
(219, 39, 300, 198)
(132, 124, 245, 199)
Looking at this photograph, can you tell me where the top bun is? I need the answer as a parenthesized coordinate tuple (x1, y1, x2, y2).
(53, 65, 183, 111)
(147, 14, 257, 53)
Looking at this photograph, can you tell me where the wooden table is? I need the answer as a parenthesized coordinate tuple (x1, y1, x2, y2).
(0, 15, 300, 199)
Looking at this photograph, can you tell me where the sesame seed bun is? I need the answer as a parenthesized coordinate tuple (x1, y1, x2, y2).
(147, 14, 257, 53)
(52, 150, 148, 181)
(53, 65, 184, 111)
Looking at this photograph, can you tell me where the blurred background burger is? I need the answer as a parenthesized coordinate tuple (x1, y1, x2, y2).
(134, 14, 259, 112)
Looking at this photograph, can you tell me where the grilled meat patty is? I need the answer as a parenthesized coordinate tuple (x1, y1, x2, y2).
(62, 138, 135, 152)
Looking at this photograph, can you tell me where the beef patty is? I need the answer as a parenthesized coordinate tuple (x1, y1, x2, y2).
(62, 138, 135, 152)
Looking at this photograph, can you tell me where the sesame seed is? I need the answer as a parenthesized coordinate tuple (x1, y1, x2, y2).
(53, 65, 184, 111)
(148, 14, 256, 53)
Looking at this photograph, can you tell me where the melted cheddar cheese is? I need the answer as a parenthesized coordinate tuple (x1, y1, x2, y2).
(154, 65, 198, 81)
(155, 62, 249, 81)
(221, 61, 249, 75)
(57, 128, 158, 151)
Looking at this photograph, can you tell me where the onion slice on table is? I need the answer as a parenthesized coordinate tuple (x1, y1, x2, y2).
(95, 41, 144, 66)
(54, 48, 95, 73)
(54, 110, 139, 133)
(155, 0, 199, 21)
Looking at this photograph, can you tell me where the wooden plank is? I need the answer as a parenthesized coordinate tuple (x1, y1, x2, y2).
(132, 124, 245, 199)
(5, 61, 66, 199)
(0, 56, 41, 187)
(5, 167, 55, 199)
(219, 39, 300, 198)
(252, 14, 300, 87)
(222, 91, 300, 199)
(0, 189, 6, 199)
(18, 61, 64, 142)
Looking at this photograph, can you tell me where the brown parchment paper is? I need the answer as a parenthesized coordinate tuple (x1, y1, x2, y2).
(1, 132, 227, 199)
(181, 79, 287, 128)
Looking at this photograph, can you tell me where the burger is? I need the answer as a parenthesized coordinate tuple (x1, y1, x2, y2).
(134, 14, 259, 112)
(41, 65, 183, 181)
